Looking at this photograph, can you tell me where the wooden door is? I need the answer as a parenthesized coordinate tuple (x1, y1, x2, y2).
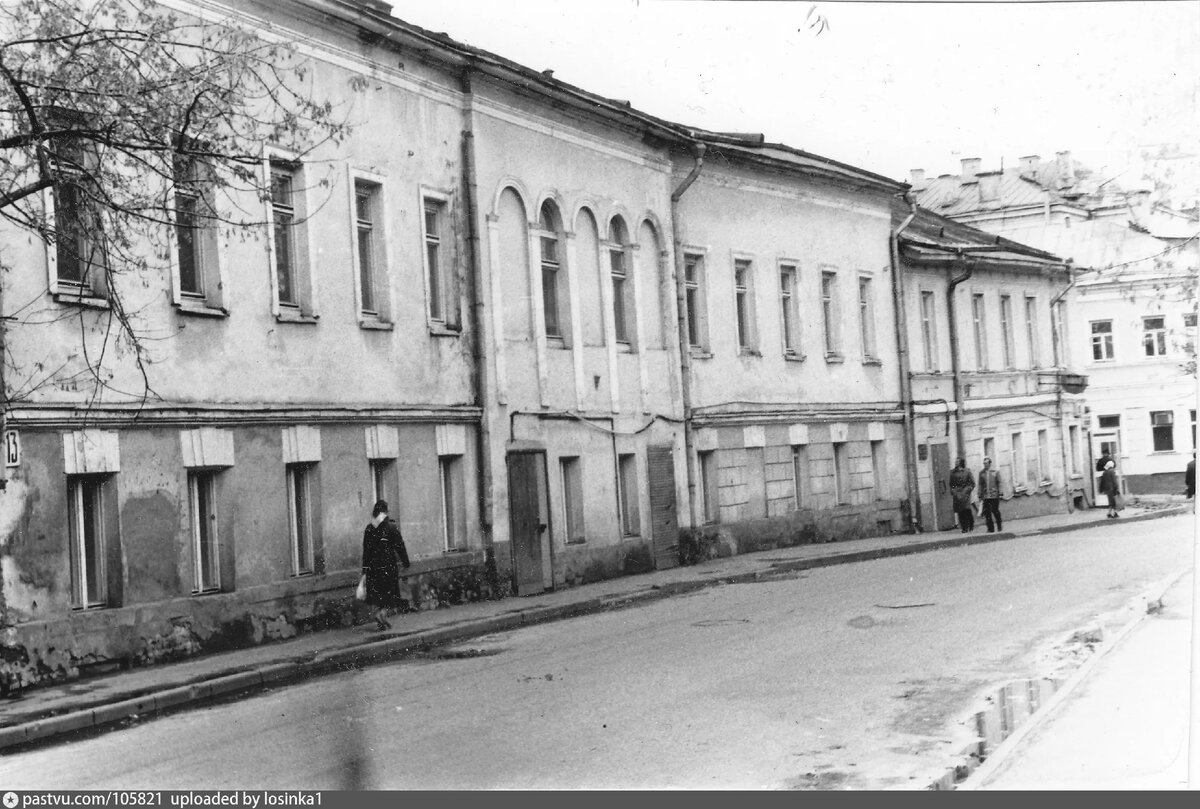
(647, 445, 679, 569)
(507, 452, 547, 595)
(930, 443, 956, 531)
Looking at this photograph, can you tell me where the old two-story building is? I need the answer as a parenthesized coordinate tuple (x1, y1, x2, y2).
(671, 133, 912, 555)
(914, 154, 1198, 494)
(894, 203, 1089, 528)
(0, 0, 499, 689)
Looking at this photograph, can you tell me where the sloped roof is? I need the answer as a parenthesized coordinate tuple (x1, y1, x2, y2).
(317, 0, 905, 193)
(894, 200, 1068, 271)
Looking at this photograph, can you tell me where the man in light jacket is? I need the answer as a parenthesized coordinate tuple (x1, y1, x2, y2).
(978, 456, 1003, 533)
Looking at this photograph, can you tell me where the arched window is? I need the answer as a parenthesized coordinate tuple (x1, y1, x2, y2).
(607, 217, 634, 346)
(538, 200, 569, 343)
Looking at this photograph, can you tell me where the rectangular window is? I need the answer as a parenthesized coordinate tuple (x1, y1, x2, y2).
(684, 253, 708, 350)
(833, 442, 849, 504)
(287, 463, 314, 575)
(999, 295, 1015, 369)
(1025, 296, 1040, 368)
(440, 455, 467, 551)
(1097, 414, 1120, 430)
(610, 245, 631, 344)
(734, 258, 754, 351)
(541, 234, 561, 338)
(369, 458, 395, 509)
(859, 277, 877, 359)
(270, 164, 301, 309)
(189, 471, 220, 593)
(791, 445, 806, 510)
(972, 294, 988, 370)
(50, 133, 106, 298)
(1037, 429, 1050, 483)
(1010, 432, 1026, 488)
(68, 475, 107, 608)
(617, 454, 640, 536)
(1151, 411, 1175, 452)
(174, 152, 219, 304)
(1144, 316, 1167, 357)
(779, 264, 799, 356)
(354, 180, 388, 320)
(422, 195, 459, 330)
(1090, 320, 1114, 361)
(821, 271, 840, 357)
(871, 440, 885, 498)
(699, 450, 719, 524)
(560, 457, 585, 544)
(983, 436, 996, 467)
(920, 290, 937, 371)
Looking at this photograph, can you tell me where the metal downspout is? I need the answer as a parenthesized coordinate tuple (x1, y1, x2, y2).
(889, 194, 921, 532)
(1050, 265, 1078, 512)
(947, 256, 974, 457)
(670, 143, 705, 528)
(459, 69, 495, 576)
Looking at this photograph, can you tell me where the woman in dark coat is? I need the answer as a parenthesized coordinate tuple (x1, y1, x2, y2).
(1099, 460, 1120, 519)
(948, 458, 975, 533)
(361, 499, 410, 630)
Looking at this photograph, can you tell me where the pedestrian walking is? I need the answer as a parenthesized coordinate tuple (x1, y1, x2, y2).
(977, 457, 1003, 533)
(1185, 455, 1195, 499)
(1099, 459, 1121, 518)
(360, 499, 411, 631)
(949, 457, 976, 533)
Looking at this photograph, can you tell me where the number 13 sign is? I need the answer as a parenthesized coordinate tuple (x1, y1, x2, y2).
(4, 430, 19, 468)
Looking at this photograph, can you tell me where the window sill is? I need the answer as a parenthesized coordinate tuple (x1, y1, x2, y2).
(1150, 450, 1180, 455)
(176, 300, 228, 318)
(1069, 473, 1084, 480)
(616, 342, 637, 354)
(566, 539, 587, 546)
(53, 291, 109, 309)
(359, 318, 394, 331)
(622, 533, 642, 540)
(442, 547, 469, 555)
(862, 356, 883, 366)
(1012, 485, 1028, 494)
(690, 348, 713, 360)
(784, 352, 806, 363)
(546, 336, 571, 350)
(738, 348, 762, 358)
(429, 323, 462, 338)
(824, 352, 844, 364)
(276, 309, 319, 325)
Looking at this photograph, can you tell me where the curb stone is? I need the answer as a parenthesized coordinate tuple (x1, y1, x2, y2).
(931, 566, 1190, 791)
(0, 505, 1188, 754)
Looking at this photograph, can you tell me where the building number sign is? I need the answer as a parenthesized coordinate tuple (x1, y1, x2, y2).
(4, 430, 19, 468)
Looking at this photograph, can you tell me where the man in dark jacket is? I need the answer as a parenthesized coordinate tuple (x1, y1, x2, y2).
(1186, 456, 1195, 499)
(978, 457, 1003, 533)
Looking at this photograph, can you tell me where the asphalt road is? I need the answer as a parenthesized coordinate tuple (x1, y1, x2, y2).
(1, 514, 1191, 790)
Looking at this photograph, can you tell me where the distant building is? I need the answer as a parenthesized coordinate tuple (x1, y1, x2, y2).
(894, 202, 1088, 526)
(914, 153, 1198, 495)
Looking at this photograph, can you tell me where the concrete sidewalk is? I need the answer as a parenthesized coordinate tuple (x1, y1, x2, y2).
(0, 499, 1190, 756)
(960, 569, 1194, 790)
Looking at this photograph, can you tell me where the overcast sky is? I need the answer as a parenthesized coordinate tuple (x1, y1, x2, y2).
(389, 0, 1198, 188)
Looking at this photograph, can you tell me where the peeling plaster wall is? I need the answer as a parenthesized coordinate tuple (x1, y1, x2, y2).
(0, 423, 487, 693)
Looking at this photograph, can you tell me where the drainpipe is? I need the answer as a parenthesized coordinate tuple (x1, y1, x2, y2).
(459, 68, 495, 575)
(946, 255, 974, 457)
(889, 193, 921, 532)
(670, 142, 705, 528)
(1050, 264, 1077, 512)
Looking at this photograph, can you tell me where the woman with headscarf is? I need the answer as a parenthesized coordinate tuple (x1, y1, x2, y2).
(1099, 459, 1121, 519)
(361, 499, 411, 630)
